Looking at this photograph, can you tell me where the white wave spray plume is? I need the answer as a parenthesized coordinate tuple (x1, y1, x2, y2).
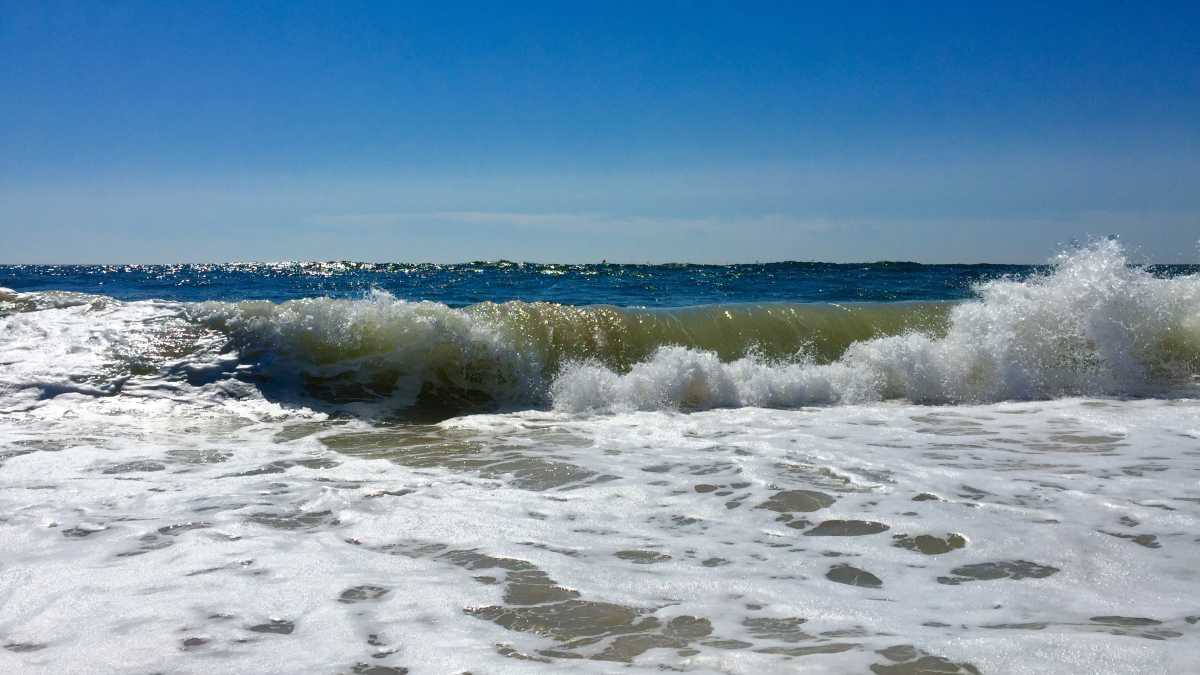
(550, 240, 1200, 412)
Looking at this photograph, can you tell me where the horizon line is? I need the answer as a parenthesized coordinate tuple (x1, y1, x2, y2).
(4, 258, 1191, 268)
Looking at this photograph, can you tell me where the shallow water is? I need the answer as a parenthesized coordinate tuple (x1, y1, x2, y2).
(2, 394, 1198, 674)
(1, 243, 1198, 673)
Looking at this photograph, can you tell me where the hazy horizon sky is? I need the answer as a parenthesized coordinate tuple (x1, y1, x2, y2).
(2, 1, 1198, 264)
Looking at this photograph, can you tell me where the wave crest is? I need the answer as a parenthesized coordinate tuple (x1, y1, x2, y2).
(188, 292, 946, 413)
(190, 293, 542, 413)
(550, 241, 1200, 412)
(5, 241, 1196, 416)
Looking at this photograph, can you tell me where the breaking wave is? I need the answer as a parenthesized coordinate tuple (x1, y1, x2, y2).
(2, 241, 1198, 416)
(187, 292, 945, 413)
(553, 241, 1200, 411)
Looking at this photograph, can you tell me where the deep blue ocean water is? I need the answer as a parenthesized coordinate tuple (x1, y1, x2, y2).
(0, 262, 1051, 307)
(5, 261, 1198, 307)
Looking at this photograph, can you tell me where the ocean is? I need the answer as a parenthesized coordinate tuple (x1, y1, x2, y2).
(1, 240, 1198, 674)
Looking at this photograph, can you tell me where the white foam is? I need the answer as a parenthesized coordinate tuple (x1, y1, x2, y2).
(190, 290, 545, 410)
(1, 242, 1199, 673)
(2, 391, 1197, 673)
(550, 241, 1200, 412)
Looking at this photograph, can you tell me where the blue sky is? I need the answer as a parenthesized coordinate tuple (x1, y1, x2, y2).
(2, 1, 1198, 263)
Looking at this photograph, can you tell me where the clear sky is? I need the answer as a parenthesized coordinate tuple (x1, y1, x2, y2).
(2, 1, 1198, 263)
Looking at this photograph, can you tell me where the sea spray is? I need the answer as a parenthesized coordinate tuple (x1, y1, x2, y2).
(549, 240, 1200, 411)
(187, 293, 947, 412)
(3, 241, 1197, 415)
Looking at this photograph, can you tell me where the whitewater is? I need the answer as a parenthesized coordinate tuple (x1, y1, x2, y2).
(1, 241, 1198, 674)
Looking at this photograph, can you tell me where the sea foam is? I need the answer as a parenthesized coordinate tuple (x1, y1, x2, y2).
(550, 240, 1200, 412)
(2, 241, 1197, 417)
(2, 244, 1200, 674)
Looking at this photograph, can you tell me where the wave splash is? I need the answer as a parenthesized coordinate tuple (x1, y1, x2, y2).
(3, 241, 1198, 415)
(189, 293, 944, 414)
(191, 295, 542, 413)
(552, 241, 1200, 411)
